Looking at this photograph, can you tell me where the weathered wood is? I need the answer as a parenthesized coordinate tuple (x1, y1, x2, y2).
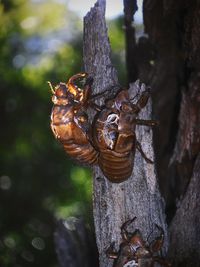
(168, 154, 200, 266)
(141, 1, 200, 265)
(83, 1, 168, 266)
(167, 2, 200, 266)
(142, 0, 183, 218)
(83, 0, 119, 94)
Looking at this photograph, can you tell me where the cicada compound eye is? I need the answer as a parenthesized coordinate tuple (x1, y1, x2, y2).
(52, 83, 69, 105)
(55, 83, 68, 98)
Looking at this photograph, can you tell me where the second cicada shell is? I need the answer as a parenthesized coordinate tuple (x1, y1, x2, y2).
(50, 73, 98, 165)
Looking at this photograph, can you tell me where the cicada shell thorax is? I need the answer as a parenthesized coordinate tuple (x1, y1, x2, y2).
(50, 73, 98, 165)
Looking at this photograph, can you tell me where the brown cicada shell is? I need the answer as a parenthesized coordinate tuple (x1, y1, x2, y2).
(106, 217, 171, 267)
(49, 73, 98, 165)
(93, 87, 157, 182)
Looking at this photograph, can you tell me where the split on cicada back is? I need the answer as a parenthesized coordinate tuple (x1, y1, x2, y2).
(92, 84, 158, 183)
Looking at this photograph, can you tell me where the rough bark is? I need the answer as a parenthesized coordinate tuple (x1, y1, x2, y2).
(168, 154, 200, 266)
(168, 1, 200, 266)
(140, 0, 200, 266)
(142, 0, 183, 219)
(83, 1, 168, 266)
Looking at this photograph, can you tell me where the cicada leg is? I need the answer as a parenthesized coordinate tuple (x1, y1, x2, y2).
(132, 88, 150, 114)
(135, 119, 158, 127)
(136, 141, 153, 164)
(121, 217, 137, 241)
(106, 242, 118, 259)
(149, 224, 164, 253)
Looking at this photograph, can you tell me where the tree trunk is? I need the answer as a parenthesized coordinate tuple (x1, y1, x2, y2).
(140, 0, 200, 266)
(83, 1, 168, 266)
(168, 155, 200, 266)
(54, 1, 200, 266)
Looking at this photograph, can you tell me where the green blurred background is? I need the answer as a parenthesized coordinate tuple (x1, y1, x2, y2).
(0, 0, 126, 266)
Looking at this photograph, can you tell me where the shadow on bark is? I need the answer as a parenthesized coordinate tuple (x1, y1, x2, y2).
(54, 217, 99, 267)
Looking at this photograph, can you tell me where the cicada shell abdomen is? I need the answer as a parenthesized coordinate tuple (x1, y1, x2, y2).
(50, 73, 98, 166)
(93, 91, 135, 183)
(51, 105, 98, 165)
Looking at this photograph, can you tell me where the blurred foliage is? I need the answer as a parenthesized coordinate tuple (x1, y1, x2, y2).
(108, 16, 126, 85)
(0, 0, 125, 266)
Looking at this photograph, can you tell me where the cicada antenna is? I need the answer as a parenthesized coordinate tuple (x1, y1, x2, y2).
(47, 81, 55, 94)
